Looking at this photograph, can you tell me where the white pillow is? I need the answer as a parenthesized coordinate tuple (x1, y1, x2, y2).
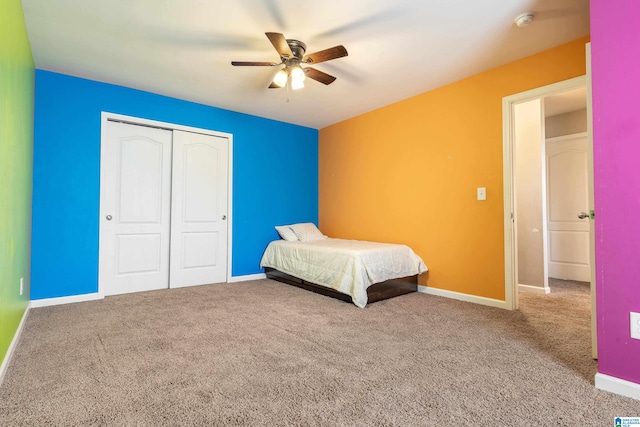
(275, 225, 298, 242)
(289, 222, 326, 242)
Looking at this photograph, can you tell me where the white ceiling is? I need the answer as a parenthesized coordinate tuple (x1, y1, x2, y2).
(544, 87, 587, 116)
(21, 0, 590, 129)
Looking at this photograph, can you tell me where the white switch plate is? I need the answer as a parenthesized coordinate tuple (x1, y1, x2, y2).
(477, 187, 487, 201)
(631, 312, 640, 340)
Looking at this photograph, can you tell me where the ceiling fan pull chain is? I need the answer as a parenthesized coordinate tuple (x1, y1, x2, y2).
(286, 79, 290, 103)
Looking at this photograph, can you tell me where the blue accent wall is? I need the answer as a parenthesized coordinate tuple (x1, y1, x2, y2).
(31, 70, 318, 300)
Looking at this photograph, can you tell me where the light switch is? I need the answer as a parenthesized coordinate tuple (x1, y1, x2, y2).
(631, 312, 640, 340)
(477, 187, 487, 201)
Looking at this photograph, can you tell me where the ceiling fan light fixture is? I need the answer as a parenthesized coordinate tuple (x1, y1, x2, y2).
(272, 68, 288, 88)
(291, 78, 305, 90)
(291, 66, 305, 83)
(290, 66, 305, 90)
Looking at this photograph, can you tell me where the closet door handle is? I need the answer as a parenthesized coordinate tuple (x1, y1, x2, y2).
(222, 215, 227, 220)
(106, 215, 113, 221)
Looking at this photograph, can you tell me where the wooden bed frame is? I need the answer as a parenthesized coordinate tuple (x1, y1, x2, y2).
(264, 267, 418, 305)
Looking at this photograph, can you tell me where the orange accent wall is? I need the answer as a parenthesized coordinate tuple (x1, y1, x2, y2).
(319, 37, 588, 300)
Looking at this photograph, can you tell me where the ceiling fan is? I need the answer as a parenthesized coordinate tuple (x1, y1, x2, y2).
(231, 32, 348, 90)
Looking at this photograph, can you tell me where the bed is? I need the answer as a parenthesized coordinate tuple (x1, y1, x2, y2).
(260, 229, 428, 307)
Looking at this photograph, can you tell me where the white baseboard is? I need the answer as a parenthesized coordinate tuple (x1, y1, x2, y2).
(30, 292, 103, 308)
(0, 303, 30, 387)
(518, 284, 551, 294)
(417, 285, 508, 309)
(29, 277, 268, 306)
(228, 273, 267, 283)
(595, 373, 640, 401)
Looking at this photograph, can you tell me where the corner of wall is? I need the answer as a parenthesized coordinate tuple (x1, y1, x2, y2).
(0, 0, 35, 370)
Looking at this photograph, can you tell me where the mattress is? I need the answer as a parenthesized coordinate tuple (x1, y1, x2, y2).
(260, 238, 428, 308)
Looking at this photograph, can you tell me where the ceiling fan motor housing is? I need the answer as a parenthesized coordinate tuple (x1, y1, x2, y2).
(286, 40, 307, 60)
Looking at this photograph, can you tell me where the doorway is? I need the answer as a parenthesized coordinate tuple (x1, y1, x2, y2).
(98, 113, 233, 297)
(512, 88, 590, 295)
(502, 75, 596, 357)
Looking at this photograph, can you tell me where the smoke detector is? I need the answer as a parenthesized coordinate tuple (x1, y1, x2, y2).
(514, 13, 534, 27)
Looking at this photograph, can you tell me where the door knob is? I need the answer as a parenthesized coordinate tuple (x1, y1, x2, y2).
(222, 215, 227, 220)
(577, 212, 589, 219)
(106, 215, 113, 221)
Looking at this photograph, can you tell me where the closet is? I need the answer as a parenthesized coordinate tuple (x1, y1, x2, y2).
(98, 119, 229, 296)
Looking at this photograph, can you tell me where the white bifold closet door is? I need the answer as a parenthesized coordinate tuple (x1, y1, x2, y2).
(100, 121, 228, 296)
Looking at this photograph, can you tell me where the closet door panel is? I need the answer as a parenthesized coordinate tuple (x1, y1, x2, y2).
(170, 130, 229, 288)
(99, 122, 172, 296)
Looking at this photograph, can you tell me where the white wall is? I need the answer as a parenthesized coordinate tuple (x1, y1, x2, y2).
(545, 109, 587, 138)
(515, 99, 545, 289)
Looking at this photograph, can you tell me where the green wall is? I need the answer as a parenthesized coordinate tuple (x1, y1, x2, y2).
(0, 0, 34, 366)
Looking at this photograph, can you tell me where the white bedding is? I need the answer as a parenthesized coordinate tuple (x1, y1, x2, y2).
(260, 238, 428, 308)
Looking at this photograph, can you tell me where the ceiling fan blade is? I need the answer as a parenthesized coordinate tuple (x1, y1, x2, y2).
(303, 45, 348, 64)
(268, 82, 281, 89)
(231, 61, 277, 66)
(265, 32, 293, 58)
(304, 67, 337, 85)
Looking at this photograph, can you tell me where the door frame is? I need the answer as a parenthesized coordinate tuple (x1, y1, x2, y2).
(98, 112, 234, 297)
(502, 75, 589, 311)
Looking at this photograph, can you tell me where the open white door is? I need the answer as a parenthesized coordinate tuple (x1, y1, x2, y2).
(99, 122, 173, 296)
(586, 42, 597, 359)
(169, 130, 229, 288)
(514, 98, 548, 294)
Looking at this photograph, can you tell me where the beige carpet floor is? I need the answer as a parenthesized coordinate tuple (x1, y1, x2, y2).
(0, 278, 638, 426)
